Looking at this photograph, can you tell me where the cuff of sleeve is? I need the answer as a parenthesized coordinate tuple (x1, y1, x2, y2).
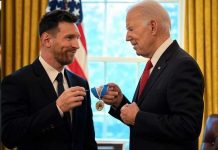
(109, 95, 130, 113)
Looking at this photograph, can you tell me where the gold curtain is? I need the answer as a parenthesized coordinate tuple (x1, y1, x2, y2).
(184, 0, 218, 148)
(1, 0, 47, 77)
(1, 0, 48, 149)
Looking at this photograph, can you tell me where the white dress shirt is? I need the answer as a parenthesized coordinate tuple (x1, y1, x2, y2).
(39, 56, 69, 117)
(150, 38, 173, 73)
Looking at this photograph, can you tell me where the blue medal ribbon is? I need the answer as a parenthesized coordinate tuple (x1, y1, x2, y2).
(91, 84, 108, 99)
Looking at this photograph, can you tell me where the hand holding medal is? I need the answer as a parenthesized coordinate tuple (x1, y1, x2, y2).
(91, 85, 108, 111)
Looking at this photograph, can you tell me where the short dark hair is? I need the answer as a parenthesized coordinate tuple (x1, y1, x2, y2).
(39, 10, 78, 37)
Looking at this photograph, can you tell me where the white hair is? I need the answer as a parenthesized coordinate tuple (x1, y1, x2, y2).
(129, 0, 171, 34)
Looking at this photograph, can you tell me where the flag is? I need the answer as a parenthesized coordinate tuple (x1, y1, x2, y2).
(46, 0, 88, 80)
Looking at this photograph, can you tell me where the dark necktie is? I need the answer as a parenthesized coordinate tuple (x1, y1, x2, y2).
(138, 60, 153, 98)
(56, 73, 64, 96)
(56, 73, 71, 125)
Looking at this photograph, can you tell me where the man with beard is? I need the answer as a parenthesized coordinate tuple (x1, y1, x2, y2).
(1, 10, 97, 150)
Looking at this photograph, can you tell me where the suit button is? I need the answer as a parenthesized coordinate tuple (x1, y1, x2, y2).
(50, 124, 55, 129)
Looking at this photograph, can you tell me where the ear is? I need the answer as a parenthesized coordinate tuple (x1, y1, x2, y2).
(150, 20, 158, 35)
(40, 32, 53, 48)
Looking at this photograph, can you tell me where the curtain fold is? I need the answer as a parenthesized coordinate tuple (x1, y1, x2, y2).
(1, 0, 47, 77)
(1, 0, 47, 149)
(184, 0, 218, 148)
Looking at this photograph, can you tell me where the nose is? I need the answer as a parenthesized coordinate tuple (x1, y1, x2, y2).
(126, 31, 131, 42)
(72, 39, 80, 49)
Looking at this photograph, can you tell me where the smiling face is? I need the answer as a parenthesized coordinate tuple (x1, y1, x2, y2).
(126, 8, 155, 58)
(40, 21, 80, 70)
(51, 22, 80, 66)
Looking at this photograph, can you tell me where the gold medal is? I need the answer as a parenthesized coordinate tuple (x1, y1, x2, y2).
(91, 85, 108, 111)
(96, 100, 104, 111)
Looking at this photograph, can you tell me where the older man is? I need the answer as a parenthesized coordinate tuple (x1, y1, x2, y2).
(102, 0, 204, 150)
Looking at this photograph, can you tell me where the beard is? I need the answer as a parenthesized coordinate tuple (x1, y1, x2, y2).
(54, 50, 76, 66)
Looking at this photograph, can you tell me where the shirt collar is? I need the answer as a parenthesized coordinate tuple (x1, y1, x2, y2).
(39, 56, 65, 84)
(151, 37, 173, 67)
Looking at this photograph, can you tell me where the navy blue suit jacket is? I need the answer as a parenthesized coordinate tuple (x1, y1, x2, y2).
(1, 59, 97, 150)
(109, 41, 204, 150)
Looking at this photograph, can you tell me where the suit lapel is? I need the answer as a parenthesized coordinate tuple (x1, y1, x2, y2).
(33, 59, 74, 134)
(65, 70, 78, 134)
(32, 59, 58, 103)
(65, 70, 78, 88)
(137, 62, 168, 105)
(137, 41, 179, 106)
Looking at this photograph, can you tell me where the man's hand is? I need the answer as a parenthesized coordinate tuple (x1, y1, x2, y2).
(56, 86, 86, 112)
(120, 102, 139, 125)
(102, 83, 123, 107)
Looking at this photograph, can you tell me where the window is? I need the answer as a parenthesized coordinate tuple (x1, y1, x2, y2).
(82, 0, 182, 149)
